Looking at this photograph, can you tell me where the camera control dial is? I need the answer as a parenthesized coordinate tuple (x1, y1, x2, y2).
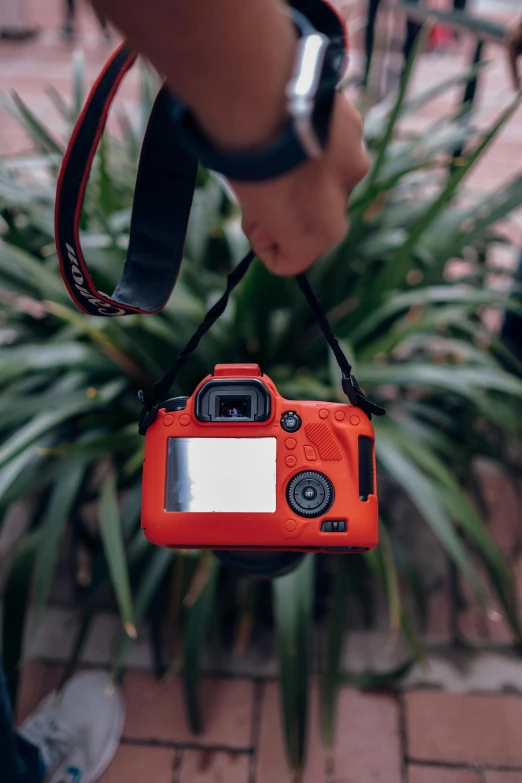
(164, 396, 188, 412)
(286, 471, 334, 518)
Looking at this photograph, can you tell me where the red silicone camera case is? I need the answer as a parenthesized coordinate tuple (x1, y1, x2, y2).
(142, 364, 378, 553)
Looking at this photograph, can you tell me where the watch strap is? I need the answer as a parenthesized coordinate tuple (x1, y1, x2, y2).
(167, 5, 345, 182)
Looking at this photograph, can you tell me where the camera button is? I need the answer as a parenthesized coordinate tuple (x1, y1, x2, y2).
(285, 455, 297, 467)
(285, 519, 297, 532)
(350, 415, 360, 426)
(281, 411, 302, 432)
(179, 414, 191, 426)
(335, 411, 345, 421)
(304, 445, 317, 461)
(319, 408, 329, 419)
(285, 438, 297, 450)
(287, 471, 334, 518)
(162, 414, 174, 426)
(321, 520, 347, 532)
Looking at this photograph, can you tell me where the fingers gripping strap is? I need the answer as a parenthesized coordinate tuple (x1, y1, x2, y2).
(55, 43, 198, 316)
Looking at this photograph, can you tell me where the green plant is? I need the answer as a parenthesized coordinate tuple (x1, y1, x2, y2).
(1, 35, 522, 779)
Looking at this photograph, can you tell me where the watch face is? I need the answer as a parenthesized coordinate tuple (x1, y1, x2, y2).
(289, 0, 349, 76)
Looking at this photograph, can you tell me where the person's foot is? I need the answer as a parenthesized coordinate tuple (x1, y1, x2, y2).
(18, 671, 125, 783)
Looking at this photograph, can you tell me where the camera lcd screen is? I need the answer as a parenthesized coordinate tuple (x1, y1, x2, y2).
(165, 437, 277, 512)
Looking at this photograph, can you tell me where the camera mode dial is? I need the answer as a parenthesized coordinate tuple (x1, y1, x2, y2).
(281, 411, 302, 433)
(286, 471, 334, 518)
(164, 396, 189, 412)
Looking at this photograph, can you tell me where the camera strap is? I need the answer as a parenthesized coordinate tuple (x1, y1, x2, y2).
(137, 251, 385, 434)
(54, 17, 385, 433)
(55, 45, 197, 317)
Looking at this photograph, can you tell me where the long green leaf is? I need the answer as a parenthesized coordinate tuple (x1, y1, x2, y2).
(273, 555, 315, 778)
(32, 463, 86, 630)
(2, 531, 40, 707)
(388, 95, 522, 286)
(376, 427, 487, 605)
(71, 48, 85, 124)
(99, 472, 136, 637)
(395, 433, 522, 642)
(374, 523, 401, 639)
(348, 284, 509, 344)
(45, 85, 71, 122)
(321, 557, 352, 749)
(112, 547, 174, 683)
(402, 61, 488, 117)
(363, 24, 429, 194)
(0, 342, 112, 382)
(0, 385, 123, 469)
(0, 443, 44, 501)
(6, 92, 64, 156)
(398, 3, 507, 42)
(0, 240, 70, 300)
(360, 363, 522, 400)
(341, 660, 415, 688)
(182, 555, 219, 734)
(364, 525, 426, 663)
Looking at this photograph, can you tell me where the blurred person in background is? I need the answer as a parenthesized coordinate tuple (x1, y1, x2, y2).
(403, 0, 470, 61)
(364, 0, 471, 85)
(0, 0, 37, 40)
(62, 0, 110, 41)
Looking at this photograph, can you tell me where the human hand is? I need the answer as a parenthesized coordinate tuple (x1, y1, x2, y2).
(93, 0, 367, 275)
(232, 94, 369, 276)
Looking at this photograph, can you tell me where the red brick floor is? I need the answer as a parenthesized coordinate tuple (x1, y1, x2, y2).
(13, 661, 522, 782)
(406, 691, 522, 768)
(408, 769, 481, 783)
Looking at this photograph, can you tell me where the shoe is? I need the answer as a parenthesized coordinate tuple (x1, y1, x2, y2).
(18, 671, 125, 783)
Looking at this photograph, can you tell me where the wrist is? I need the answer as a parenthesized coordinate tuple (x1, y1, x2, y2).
(185, 11, 297, 152)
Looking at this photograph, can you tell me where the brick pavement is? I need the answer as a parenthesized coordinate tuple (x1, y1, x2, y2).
(15, 660, 522, 782)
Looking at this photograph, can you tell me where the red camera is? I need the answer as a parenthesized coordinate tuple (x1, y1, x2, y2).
(142, 364, 378, 553)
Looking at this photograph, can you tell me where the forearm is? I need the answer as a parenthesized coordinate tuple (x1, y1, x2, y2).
(92, 0, 296, 149)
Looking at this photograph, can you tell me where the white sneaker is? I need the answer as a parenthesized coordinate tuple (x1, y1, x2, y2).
(18, 671, 125, 783)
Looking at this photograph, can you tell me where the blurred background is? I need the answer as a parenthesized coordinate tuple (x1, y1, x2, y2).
(1, 1, 522, 781)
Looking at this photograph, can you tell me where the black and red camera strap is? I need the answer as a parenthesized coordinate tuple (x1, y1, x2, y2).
(54, 5, 385, 431)
(55, 45, 198, 317)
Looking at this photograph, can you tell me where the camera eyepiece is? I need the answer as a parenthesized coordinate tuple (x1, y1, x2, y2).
(195, 378, 271, 422)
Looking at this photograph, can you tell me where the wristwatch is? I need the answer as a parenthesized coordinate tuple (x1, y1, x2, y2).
(168, 5, 347, 182)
